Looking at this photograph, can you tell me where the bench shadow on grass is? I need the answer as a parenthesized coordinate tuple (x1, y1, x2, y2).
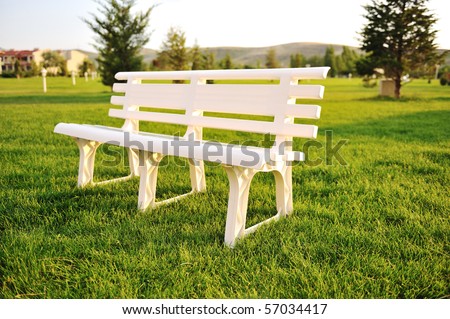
(356, 95, 450, 103)
(33, 163, 284, 247)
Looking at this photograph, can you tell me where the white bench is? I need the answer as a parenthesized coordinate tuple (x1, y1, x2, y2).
(54, 67, 330, 247)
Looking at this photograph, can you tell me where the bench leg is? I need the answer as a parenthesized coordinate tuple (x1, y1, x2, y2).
(128, 148, 140, 177)
(223, 166, 257, 247)
(138, 151, 164, 210)
(74, 138, 101, 187)
(274, 165, 293, 216)
(188, 159, 206, 192)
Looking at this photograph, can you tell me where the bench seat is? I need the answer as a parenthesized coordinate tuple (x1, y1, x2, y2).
(55, 123, 305, 169)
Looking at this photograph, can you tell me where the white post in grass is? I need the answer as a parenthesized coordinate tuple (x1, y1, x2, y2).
(41, 68, 47, 93)
(435, 64, 440, 80)
(72, 71, 76, 85)
(84, 71, 88, 82)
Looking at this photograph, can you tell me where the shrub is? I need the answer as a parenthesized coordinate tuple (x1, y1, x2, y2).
(362, 76, 378, 88)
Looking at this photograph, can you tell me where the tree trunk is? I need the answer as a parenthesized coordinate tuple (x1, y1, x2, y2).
(394, 77, 401, 99)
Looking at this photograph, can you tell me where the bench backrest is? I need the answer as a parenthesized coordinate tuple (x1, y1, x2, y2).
(109, 67, 329, 145)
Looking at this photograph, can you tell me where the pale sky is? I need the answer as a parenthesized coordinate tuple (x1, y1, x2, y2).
(1, 0, 449, 51)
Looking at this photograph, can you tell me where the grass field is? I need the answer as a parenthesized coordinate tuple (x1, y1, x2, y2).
(0, 76, 449, 298)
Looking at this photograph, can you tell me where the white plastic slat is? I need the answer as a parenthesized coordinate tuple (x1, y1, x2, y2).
(289, 85, 324, 99)
(194, 116, 317, 138)
(109, 108, 189, 126)
(194, 84, 282, 115)
(109, 109, 317, 138)
(285, 105, 321, 119)
(112, 83, 127, 93)
(115, 67, 330, 81)
(279, 123, 318, 138)
(110, 83, 190, 110)
(111, 96, 126, 106)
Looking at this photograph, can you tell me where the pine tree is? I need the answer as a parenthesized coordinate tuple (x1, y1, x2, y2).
(190, 42, 203, 70)
(290, 53, 303, 68)
(340, 46, 359, 75)
(203, 52, 216, 70)
(324, 46, 337, 77)
(265, 48, 280, 68)
(360, 0, 439, 98)
(220, 54, 233, 69)
(84, 0, 152, 88)
(158, 27, 190, 71)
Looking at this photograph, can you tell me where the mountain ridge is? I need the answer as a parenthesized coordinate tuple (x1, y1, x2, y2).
(140, 42, 361, 67)
(78, 41, 449, 67)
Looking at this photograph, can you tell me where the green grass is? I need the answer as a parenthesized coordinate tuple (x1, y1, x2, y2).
(0, 76, 449, 298)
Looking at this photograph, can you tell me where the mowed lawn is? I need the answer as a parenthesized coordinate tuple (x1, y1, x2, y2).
(0, 76, 448, 298)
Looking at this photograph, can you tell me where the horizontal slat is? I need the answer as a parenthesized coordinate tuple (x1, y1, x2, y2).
(286, 105, 321, 119)
(109, 108, 188, 125)
(112, 83, 127, 93)
(115, 67, 330, 81)
(110, 83, 190, 110)
(194, 116, 317, 138)
(289, 85, 324, 99)
(109, 109, 317, 138)
(194, 84, 282, 116)
(110, 96, 126, 106)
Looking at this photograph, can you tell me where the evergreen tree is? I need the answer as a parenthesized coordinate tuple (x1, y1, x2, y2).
(335, 55, 344, 76)
(84, 0, 152, 88)
(340, 46, 359, 75)
(220, 54, 233, 69)
(203, 52, 216, 70)
(158, 27, 190, 71)
(324, 46, 337, 77)
(190, 42, 203, 70)
(305, 55, 324, 67)
(13, 59, 23, 78)
(265, 48, 280, 68)
(290, 53, 303, 68)
(360, 0, 439, 98)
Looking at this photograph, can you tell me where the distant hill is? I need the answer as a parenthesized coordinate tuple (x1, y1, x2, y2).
(80, 43, 362, 67)
(79, 42, 449, 68)
(200, 42, 361, 67)
(141, 48, 158, 64)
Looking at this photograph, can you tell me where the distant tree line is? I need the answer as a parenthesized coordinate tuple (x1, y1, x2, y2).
(287, 46, 361, 77)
